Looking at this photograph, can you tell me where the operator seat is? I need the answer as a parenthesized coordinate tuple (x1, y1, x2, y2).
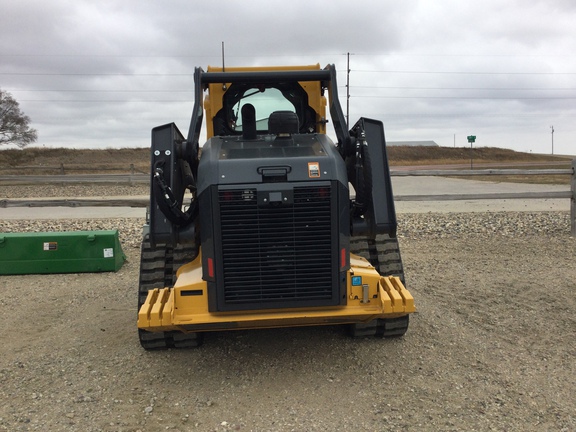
(268, 111, 299, 137)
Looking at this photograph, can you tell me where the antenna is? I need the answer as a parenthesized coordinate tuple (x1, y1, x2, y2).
(221, 41, 226, 90)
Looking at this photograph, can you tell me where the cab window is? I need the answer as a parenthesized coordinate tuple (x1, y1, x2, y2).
(213, 82, 316, 136)
(232, 88, 295, 131)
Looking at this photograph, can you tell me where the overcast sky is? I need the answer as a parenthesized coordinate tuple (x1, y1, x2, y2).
(2, 0, 575, 155)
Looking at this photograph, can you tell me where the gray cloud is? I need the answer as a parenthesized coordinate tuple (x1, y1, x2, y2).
(1, 0, 574, 154)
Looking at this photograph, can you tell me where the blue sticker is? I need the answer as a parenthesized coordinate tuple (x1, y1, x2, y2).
(351, 276, 362, 286)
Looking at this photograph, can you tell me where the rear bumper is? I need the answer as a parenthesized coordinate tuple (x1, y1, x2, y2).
(138, 252, 415, 333)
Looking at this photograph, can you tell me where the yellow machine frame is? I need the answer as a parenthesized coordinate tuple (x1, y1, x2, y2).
(139, 64, 416, 337)
(138, 251, 414, 333)
(203, 64, 328, 139)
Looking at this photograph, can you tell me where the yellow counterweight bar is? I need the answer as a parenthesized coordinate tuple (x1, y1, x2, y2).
(138, 264, 415, 333)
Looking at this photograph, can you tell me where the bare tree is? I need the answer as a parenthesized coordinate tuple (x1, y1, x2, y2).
(0, 89, 38, 148)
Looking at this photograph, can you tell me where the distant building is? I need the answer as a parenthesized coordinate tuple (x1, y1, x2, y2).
(387, 141, 439, 147)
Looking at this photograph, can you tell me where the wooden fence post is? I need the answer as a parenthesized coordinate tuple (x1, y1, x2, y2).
(129, 163, 135, 186)
(571, 159, 575, 237)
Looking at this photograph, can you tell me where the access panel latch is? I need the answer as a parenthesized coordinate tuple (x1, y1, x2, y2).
(257, 165, 291, 183)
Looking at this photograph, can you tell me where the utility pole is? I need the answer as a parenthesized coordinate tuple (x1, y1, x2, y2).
(550, 125, 554, 155)
(346, 52, 350, 129)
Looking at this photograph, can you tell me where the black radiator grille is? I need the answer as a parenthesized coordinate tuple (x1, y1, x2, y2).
(218, 186, 334, 307)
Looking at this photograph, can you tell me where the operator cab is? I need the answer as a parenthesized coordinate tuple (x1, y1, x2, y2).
(212, 82, 320, 137)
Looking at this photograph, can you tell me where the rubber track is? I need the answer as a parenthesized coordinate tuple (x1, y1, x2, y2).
(349, 233, 409, 338)
(138, 240, 203, 349)
(350, 233, 405, 282)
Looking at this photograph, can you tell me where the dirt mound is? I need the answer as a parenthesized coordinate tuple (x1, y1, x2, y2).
(386, 146, 570, 165)
(0, 147, 149, 174)
(1, 146, 570, 172)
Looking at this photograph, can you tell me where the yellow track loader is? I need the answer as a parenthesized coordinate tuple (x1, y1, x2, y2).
(137, 64, 415, 348)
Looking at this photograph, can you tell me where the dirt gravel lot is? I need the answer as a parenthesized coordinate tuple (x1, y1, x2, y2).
(0, 210, 575, 431)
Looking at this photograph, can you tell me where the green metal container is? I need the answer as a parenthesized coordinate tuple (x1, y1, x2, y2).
(0, 230, 126, 275)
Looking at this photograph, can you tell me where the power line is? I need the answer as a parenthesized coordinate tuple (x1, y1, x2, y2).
(1, 52, 574, 59)
(6, 89, 193, 93)
(17, 100, 192, 103)
(3, 69, 576, 77)
(352, 69, 576, 75)
(7, 86, 574, 94)
(0, 54, 217, 58)
(352, 95, 576, 100)
(351, 85, 576, 91)
(0, 72, 195, 76)
(18, 95, 576, 102)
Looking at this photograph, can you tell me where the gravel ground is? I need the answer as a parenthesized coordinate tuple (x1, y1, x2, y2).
(0, 185, 575, 431)
(0, 184, 150, 199)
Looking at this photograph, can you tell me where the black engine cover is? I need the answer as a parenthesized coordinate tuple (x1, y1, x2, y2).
(197, 133, 350, 312)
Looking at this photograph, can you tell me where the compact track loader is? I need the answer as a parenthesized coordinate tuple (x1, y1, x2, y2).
(137, 64, 415, 349)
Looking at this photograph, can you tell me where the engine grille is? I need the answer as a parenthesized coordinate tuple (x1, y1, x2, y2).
(217, 185, 335, 309)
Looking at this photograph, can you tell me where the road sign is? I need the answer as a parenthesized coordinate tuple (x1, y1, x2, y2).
(467, 135, 476, 143)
